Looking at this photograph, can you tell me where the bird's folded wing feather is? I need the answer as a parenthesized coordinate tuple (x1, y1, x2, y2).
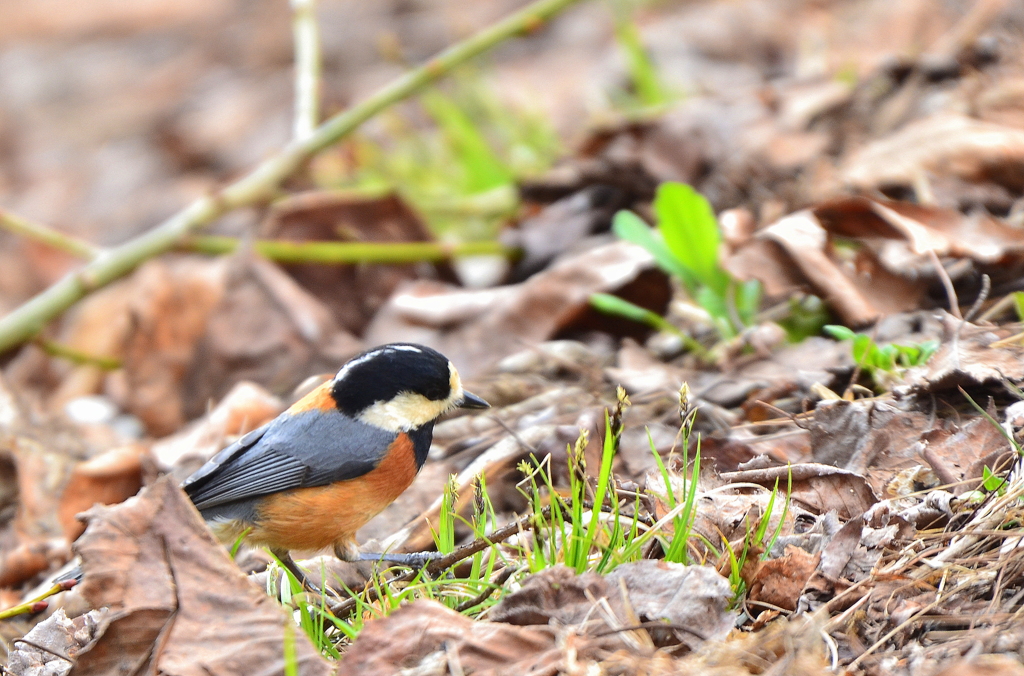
(181, 411, 397, 510)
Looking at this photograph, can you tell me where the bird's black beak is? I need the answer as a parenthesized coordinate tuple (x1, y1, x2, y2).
(460, 390, 490, 409)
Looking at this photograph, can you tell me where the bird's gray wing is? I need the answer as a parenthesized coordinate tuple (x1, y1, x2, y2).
(181, 410, 397, 511)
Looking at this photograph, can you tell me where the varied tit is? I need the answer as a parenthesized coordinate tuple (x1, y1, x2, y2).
(180, 342, 488, 586)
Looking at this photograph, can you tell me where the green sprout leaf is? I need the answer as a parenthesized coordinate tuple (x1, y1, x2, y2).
(590, 293, 676, 333)
(653, 182, 727, 295)
(612, 210, 698, 291)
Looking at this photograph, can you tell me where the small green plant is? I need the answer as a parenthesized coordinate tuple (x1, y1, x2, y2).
(960, 388, 1022, 503)
(514, 384, 710, 575)
(593, 181, 761, 341)
(1013, 291, 1024, 321)
(982, 465, 1008, 495)
(824, 325, 938, 386)
(648, 384, 701, 564)
(319, 71, 559, 243)
(609, 0, 673, 110)
(777, 294, 830, 343)
(271, 384, 718, 652)
(267, 554, 343, 659)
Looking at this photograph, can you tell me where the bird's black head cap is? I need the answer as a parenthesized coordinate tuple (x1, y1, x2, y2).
(331, 343, 453, 417)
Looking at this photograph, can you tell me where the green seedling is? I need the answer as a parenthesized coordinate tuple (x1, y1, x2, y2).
(594, 182, 761, 342)
(283, 622, 299, 676)
(982, 465, 1008, 495)
(323, 71, 558, 243)
(430, 474, 460, 556)
(267, 552, 342, 659)
(778, 295, 830, 343)
(824, 325, 938, 387)
(1013, 291, 1024, 322)
(610, 8, 672, 109)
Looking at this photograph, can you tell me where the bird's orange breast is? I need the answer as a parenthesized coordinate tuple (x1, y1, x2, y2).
(247, 432, 419, 553)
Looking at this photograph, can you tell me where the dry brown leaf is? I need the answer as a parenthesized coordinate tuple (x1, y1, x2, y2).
(182, 255, 361, 421)
(809, 399, 940, 498)
(749, 545, 819, 612)
(726, 210, 923, 326)
(71, 476, 331, 676)
(341, 599, 557, 676)
(842, 114, 1024, 192)
(0, 539, 67, 588)
(365, 241, 655, 378)
(506, 185, 626, 281)
(923, 416, 1010, 494)
(815, 196, 1024, 267)
(605, 560, 736, 649)
(267, 190, 443, 335)
(116, 256, 230, 435)
(5, 608, 104, 676)
(899, 319, 1024, 395)
(57, 444, 146, 541)
(490, 563, 734, 652)
(149, 380, 282, 476)
(721, 463, 877, 520)
(488, 565, 608, 626)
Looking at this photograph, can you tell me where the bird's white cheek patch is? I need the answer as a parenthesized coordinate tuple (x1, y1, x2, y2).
(358, 392, 455, 432)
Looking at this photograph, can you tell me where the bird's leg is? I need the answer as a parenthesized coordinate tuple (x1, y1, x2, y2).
(334, 540, 443, 569)
(355, 551, 445, 568)
(273, 549, 323, 596)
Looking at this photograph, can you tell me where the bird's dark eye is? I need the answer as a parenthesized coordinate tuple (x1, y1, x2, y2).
(331, 343, 453, 416)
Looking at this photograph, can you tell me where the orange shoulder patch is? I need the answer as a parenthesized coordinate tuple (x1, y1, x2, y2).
(286, 381, 336, 414)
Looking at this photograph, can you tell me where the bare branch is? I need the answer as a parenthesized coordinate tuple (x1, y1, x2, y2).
(0, 208, 99, 259)
(0, 0, 582, 355)
(291, 0, 321, 141)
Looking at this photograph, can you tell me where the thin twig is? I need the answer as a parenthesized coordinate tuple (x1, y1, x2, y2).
(0, 580, 76, 621)
(184, 235, 516, 264)
(0, 0, 582, 355)
(928, 249, 961, 320)
(290, 0, 321, 141)
(963, 274, 991, 324)
(0, 209, 99, 259)
(454, 565, 520, 612)
(35, 337, 122, 370)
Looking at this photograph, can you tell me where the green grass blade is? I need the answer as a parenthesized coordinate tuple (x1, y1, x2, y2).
(613, 16, 670, 107)
(420, 89, 512, 193)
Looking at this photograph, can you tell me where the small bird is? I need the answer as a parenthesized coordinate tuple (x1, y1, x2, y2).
(180, 342, 488, 585)
(58, 343, 487, 590)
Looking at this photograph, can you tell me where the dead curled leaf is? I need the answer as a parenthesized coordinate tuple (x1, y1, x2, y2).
(897, 318, 1024, 395)
(340, 600, 558, 676)
(344, 563, 735, 675)
(364, 241, 655, 378)
(5, 608, 104, 676)
(71, 476, 331, 676)
(748, 545, 819, 612)
(57, 444, 146, 541)
(720, 463, 877, 521)
(841, 114, 1024, 192)
(815, 196, 1024, 264)
(490, 562, 735, 651)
